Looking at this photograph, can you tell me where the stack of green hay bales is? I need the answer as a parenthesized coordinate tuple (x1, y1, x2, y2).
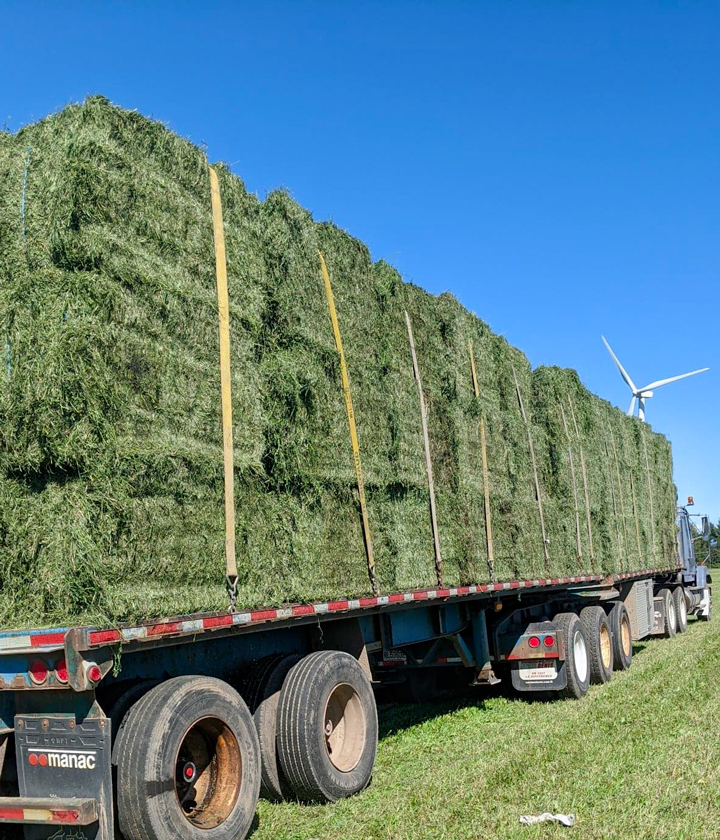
(0, 97, 678, 629)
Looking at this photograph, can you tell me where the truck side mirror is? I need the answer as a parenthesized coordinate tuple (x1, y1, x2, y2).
(702, 515, 711, 540)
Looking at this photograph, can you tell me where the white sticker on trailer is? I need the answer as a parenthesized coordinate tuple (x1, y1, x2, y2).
(518, 661, 558, 681)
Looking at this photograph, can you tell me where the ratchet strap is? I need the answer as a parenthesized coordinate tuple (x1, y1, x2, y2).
(209, 165, 238, 610)
(468, 341, 495, 579)
(319, 251, 378, 595)
(406, 311, 443, 587)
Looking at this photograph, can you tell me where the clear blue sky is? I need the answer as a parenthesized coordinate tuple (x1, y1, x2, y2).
(2, 1, 717, 519)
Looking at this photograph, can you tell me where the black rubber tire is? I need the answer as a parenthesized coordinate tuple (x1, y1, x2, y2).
(116, 676, 260, 840)
(555, 612, 590, 699)
(672, 586, 687, 633)
(241, 653, 288, 713)
(249, 654, 301, 801)
(109, 680, 161, 838)
(658, 588, 677, 638)
(608, 601, 633, 671)
(110, 680, 159, 763)
(277, 650, 378, 803)
(579, 605, 614, 684)
(673, 587, 688, 633)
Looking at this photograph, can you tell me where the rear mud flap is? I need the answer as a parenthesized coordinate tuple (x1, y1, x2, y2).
(511, 660, 567, 692)
(16, 714, 112, 839)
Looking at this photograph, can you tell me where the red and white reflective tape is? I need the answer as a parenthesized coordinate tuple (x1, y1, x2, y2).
(0, 807, 78, 823)
(86, 573, 616, 647)
(5, 567, 680, 653)
(0, 631, 66, 653)
(0, 797, 96, 825)
(611, 568, 674, 582)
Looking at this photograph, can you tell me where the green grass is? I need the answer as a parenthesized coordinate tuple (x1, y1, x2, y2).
(253, 617, 720, 840)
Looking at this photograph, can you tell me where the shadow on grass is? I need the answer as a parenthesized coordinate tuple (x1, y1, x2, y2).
(376, 684, 503, 739)
(374, 634, 664, 731)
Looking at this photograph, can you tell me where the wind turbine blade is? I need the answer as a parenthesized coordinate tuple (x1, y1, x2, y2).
(602, 336, 637, 393)
(628, 395, 637, 416)
(639, 368, 710, 391)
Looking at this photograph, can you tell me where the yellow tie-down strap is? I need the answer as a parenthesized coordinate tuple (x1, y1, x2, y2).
(319, 251, 378, 595)
(209, 165, 238, 607)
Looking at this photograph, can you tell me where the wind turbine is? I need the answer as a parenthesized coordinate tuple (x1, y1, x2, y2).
(601, 336, 709, 422)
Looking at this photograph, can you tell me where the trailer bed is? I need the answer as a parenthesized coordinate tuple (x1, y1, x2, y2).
(0, 565, 679, 658)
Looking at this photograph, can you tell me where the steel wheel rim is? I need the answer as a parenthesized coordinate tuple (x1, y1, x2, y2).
(600, 624, 612, 669)
(667, 598, 676, 631)
(175, 716, 241, 828)
(573, 630, 588, 684)
(621, 616, 632, 657)
(323, 683, 366, 772)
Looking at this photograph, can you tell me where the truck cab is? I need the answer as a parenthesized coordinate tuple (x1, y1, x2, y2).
(677, 503, 712, 619)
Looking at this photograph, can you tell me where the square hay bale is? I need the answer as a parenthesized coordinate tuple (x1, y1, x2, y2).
(0, 97, 678, 629)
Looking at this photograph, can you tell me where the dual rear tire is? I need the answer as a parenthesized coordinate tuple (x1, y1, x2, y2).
(244, 650, 378, 803)
(277, 651, 378, 803)
(113, 652, 378, 839)
(555, 601, 633, 699)
(658, 586, 688, 634)
(608, 601, 633, 670)
(579, 605, 614, 684)
(116, 676, 260, 840)
(554, 612, 590, 699)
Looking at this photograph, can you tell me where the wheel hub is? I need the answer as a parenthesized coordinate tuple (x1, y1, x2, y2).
(573, 630, 589, 684)
(600, 624, 612, 669)
(621, 616, 631, 657)
(323, 683, 367, 773)
(179, 761, 197, 784)
(174, 717, 242, 829)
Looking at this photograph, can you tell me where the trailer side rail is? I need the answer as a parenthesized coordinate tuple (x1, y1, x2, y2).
(0, 566, 679, 660)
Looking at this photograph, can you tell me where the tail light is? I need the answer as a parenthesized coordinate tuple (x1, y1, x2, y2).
(86, 664, 102, 683)
(528, 635, 541, 648)
(29, 661, 48, 685)
(544, 635, 555, 647)
(55, 658, 69, 683)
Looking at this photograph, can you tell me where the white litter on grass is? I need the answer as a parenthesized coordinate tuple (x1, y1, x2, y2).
(519, 812, 575, 827)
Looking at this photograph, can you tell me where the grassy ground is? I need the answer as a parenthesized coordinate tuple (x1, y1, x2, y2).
(253, 616, 719, 840)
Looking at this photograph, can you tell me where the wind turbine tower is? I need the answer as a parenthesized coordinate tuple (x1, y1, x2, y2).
(602, 336, 709, 422)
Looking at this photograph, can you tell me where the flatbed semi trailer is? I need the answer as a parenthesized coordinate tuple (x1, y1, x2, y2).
(0, 506, 709, 840)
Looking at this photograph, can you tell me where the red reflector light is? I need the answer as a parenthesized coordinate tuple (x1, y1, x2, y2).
(55, 658, 69, 683)
(51, 809, 79, 823)
(544, 636, 555, 647)
(29, 660, 48, 684)
(87, 664, 102, 683)
(528, 635, 541, 648)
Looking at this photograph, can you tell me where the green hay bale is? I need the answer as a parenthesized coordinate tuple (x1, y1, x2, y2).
(0, 102, 265, 478)
(531, 366, 613, 576)
(0, 97, 679, 629)
(258, 197, 392, 490)
(531, 365, 677, 577)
